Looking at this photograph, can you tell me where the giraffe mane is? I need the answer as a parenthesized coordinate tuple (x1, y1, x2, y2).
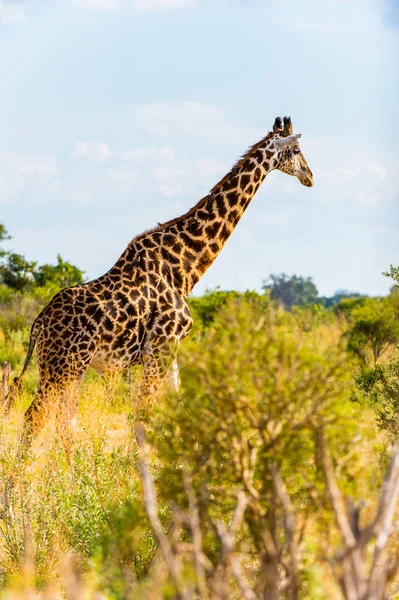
(127, 131, 277, 243)
(158, 131, 276, 229)
(209, 132, 275, 195)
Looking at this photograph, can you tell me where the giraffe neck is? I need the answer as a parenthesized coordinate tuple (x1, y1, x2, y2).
(114, 134, 277, 296)
(160, 136, 275, 294)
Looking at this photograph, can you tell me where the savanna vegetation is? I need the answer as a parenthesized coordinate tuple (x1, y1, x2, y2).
(0, 224, 399, 599)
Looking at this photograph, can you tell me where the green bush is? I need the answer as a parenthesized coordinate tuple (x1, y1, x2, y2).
(356, 358, 399, 437)
(145, 298, 378, 598)
(346, 296, 399, 365)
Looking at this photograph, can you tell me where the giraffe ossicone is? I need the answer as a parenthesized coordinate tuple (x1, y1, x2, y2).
(8, 116, 314, 428)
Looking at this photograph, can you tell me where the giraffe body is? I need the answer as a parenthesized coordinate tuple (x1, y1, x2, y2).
(29, 262, 192, 404)
(12, 117, 313, 421)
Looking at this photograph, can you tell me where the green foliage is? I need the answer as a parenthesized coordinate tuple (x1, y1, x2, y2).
(263, 273, 319, 309)
(147, 298, 374, 596)
(320, 289, 363, 309)
(384, 264, 399, 285)
(157, 298, 358, 489)
(188, 287, 264, 329)
(0, 224, 10, 251)
(0, 286, 50, 358)
(346, 297, 399, 365)
(32, 254, 84, 289)
(356, 358, 399, 437)
(0, 223, 84, 292)
(333, 295, 367, 318)
(262, 274, 364, 311)
(0, 252, 38, 292)
(0, 418, 157, 592)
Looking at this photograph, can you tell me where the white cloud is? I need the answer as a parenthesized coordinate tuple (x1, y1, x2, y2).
(0, 153, 60, 203)
(73, 141, 111, 162)
(72, 0, 196, 10)
(0, 1, 27, 24)
(290, 17, 358, 32)
(303, 137, 398, 209)
(134, 102, 260, 146)
(2, 133, 398, 234)
(70, 189, 92, 205)
(106, 165, 137, 193)
(368, 163, 387, 179)
(132, 0, 196, 8)
(122, 145, 175, 163)
(72, 0, 118, 9)
(152, 156, 227, 198)
(342, 166, 361, 181)
(19, 162, 60, 180)
(357, 190, 379, 207)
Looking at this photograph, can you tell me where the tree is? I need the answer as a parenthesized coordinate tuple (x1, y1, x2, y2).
(354, 265, 399, 435)
(262, 273, 319, 309)
(0, 224, 10, 244)
(0, 224, 11, 260)
(357, 358, 399, 436)
(188, 287, 262, 329)
(347, 297, 399, 366)
(33, 254, 84, 288)
(148, 298, 399, 599)
(384, 264, 399, 285)
(0, 251, 38, 292)
(0, 223, 84, 292)
(320, 289, 363, 309)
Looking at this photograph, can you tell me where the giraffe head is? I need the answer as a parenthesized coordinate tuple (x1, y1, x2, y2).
(271, 116, 314, 187)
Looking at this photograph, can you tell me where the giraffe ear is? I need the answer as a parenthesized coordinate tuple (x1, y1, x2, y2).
(275, 134, 301, 150)
(282, 116, 294, 136)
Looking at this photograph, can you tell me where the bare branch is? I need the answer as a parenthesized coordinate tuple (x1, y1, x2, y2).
(212, 491, 258, 600)
(318, 432, 367, 596)
(135, 424, 189, 600)
(319, 433, 357, 549)
(368, 446, 399, 598)
(320, 435, 399, 600)
(183, 469, 208, 600)
(271, 464, 299, 600)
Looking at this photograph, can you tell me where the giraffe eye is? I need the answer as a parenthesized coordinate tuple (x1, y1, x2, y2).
(293, 149, 300, 155)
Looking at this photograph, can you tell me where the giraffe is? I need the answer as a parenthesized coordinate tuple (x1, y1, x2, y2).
(8, 116, 313, 426)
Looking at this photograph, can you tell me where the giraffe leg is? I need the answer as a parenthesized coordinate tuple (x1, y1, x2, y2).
(23, 379, 52, 440)
(135, 346, 178, 419)
(137, 351, 165, 410)
(22, 370, 85, 444)
(61, 371, 86, 431)
(135, 301, 191, 417)
(167, 358, 181, 392)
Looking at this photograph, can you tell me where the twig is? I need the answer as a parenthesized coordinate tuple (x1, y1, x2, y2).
(319, 432, 399, 600)
(319, 431, 366, 598)
(214, 491, 257, 600)
(367, 446, 399, 599)
(183, 470, 208, 600)
(319, 432, 356, 549)
(271, 464, 299, 599)
(135, 424, 189, 600)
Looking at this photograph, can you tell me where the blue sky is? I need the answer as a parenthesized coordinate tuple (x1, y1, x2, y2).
(0, 0, 398, 296)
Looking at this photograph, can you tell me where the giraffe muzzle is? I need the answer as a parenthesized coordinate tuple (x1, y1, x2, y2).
(299, 168, 314, 187)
